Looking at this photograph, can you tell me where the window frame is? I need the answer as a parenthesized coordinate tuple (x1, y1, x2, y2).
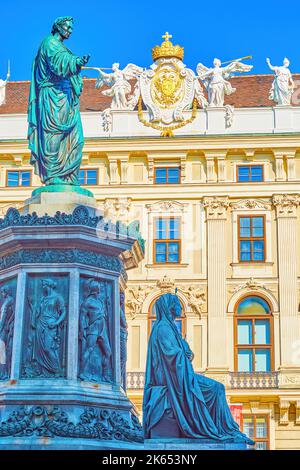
(153, 216, 181, 265)
(148, 297, 186, 337)
(79, 168, 99, 186)
(234, 295, 274, 373)
(154, 166, 181, 185)
(6, 169, 32, 187)
(236, 164, 264, 183)
(238, 214, 266, 263)
(242, 414, 270, 450)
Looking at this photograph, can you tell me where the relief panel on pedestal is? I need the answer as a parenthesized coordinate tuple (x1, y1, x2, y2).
(78, 276, 114, 384)
(0, 277, 17, 380)
(21, 274, 69, 379)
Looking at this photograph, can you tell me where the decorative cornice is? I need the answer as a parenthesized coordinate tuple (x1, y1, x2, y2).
(229, 278, 277, 296)
(146, 200, 186, 213)
(203, 197, 229, 219)
(272, 194, 300, 217)
(0, 248, 127, 280)
(230, 199, 272, 210)
(156, 275, 175, 291)
(0, 206, 145, 254)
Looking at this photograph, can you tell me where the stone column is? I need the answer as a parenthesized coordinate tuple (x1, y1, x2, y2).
(273, 195, 300, 384)
(203, 197, 229, 379)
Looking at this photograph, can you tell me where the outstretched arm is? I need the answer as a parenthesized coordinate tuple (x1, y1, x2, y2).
(266, 58, 275, 71)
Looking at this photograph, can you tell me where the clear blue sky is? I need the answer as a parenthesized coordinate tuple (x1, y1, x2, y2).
(1, 0, 300, 80)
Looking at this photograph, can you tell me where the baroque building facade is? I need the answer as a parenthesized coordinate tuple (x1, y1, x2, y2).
(1, 37, 300, 449)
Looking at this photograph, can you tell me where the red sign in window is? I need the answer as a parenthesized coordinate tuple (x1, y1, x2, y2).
(230, 404, 243, 428)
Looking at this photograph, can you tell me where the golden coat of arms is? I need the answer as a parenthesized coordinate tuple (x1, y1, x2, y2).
(138, 33, 207, 136)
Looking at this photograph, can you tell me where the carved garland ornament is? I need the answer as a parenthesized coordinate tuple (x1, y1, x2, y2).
(0, 406, 143, 442)
(138, 95, 198, 137)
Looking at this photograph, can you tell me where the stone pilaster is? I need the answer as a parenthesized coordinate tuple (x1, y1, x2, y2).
(205, 157, 215, 183)
(274, 153, 285, 181)
(203, 197, 229, 375)
(273, 195, 300, 380)
(217, 157, 226, 182)
(286, 153, 296, 181)
(120, 158, 129, 184)
(147, 156, 154, 184)
(109, 159, 119, 184)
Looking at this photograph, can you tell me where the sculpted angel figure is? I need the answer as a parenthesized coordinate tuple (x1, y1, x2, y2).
(197, 58, 253, 107)
(92, 63, 144, 110)
(181, 286, 206, 317)
(266, 57, 294, 106)
(0, 64, 10, 107)
(126, 285, 151, 317)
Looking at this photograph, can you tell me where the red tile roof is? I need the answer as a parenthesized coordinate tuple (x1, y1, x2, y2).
(1, 75, 299, 115)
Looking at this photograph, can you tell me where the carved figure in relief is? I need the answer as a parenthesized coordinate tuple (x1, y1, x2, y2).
(79, 278, 112, 383)
(29, 279, 67, 378)
(0, 286, 15, 380)
(181, 286, 206, 316)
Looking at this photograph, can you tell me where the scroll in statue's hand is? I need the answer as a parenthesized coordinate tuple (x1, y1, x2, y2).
(78, 54, 91, 67)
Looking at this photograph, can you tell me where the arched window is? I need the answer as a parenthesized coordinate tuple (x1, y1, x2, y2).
(235, 296, 273, 373)
(148, 296, 186, 336)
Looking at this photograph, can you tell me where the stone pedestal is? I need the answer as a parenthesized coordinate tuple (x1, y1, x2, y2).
(144, 438, 251, 450)
(0, 193, 144, 449)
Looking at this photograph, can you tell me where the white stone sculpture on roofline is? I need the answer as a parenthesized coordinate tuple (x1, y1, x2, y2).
(0, 61, 10, 107)
(84, 35, 254, 135)
(196, 57, 253, 107)
(266, 57, 294, 106)
(84, 62, 144, 110)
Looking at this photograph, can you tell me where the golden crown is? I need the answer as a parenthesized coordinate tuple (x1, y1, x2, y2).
(152, 32, 184, 61)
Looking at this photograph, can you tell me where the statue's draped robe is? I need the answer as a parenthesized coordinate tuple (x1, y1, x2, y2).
(28, 35, 84, 184)
(0, 296, 14, 379)
(269, 67, 292, 105)
(143, 294, 251, 442)
(35, 293, 65, 376)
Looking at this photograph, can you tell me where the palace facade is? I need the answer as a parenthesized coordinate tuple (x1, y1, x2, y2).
(1, 45, 300, 448)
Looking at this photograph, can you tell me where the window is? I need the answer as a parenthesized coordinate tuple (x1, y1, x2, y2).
(235, 296, 273, 373)
(154, 167, 180, 184)
(238, 215, 265, 262)
(79, 169, 98, 185)
(237, 165, 263, 182)
(242, 415, 269, 450)
(148, 297, 185, 335)
(154, 218, 181, 264)
(7, 170, 31, 187)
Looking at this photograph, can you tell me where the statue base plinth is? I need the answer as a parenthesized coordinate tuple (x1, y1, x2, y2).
(32, 183, 94, 198)
(0, 200, 144, 449)
(144, 438, 252, 450)
(24, 188, 98, 216)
